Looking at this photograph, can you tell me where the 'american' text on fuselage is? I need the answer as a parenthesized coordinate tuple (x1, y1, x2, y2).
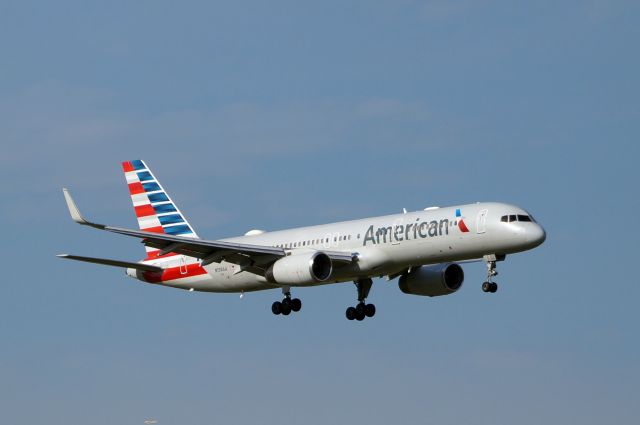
(363, 218, 450, 246)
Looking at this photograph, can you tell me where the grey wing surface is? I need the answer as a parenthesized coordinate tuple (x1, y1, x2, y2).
(61, 189, 356, 275)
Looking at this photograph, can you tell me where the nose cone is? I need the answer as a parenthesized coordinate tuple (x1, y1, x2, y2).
(526, 224, 546, 247)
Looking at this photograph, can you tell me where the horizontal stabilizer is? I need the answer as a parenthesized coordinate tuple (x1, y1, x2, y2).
(57, 254, 163, 272)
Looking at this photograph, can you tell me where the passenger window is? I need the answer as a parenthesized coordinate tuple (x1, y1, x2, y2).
(509, 215, 517, 222)
(501, 215, 508, 222)
(518, 215, 531, 222)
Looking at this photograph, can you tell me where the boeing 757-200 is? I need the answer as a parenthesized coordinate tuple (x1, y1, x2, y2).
(59, 160, 546, 321)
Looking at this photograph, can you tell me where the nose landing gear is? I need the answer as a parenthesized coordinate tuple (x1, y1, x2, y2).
(482, 260, 498, 293)
(346, 278, 376, 321)
(271, 287, 302, 316)
(482, 280, 498, 293)
(482, 254, 505, 293)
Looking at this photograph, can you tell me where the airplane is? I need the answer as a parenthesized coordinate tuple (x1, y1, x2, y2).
(58, 160, 546, 321)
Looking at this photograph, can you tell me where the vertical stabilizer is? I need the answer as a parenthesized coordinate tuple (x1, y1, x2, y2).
(121, 160, 199, 259)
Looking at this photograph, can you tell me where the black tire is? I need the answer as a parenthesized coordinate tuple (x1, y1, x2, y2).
(290, 298, 302, 312)
(281, 303, 292, 315)
(482, 281, 491, 293)
(355, 310, 365, 321)
(355, 302, 366, 316)
(271, 301, 282, 315)
(282, 297, 291, 308)
(490, 282, 498, 293)
(346, 306, 356, 320)
(365, 303, 376, 317)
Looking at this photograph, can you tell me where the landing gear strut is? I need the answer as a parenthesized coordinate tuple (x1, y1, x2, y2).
(271, 287, 302, 316)
(346, 278, 376, 321)
(482, 254, 504, 293)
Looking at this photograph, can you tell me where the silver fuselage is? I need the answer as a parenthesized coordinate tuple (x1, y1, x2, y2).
(136, 202, 545, 293)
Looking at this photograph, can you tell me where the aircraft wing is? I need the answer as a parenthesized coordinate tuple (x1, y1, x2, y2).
(62, 189, 356, 273)
(106, 225, 285, 267)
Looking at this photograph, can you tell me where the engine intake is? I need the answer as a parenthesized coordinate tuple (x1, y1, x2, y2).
(266, 252, 333, 285)
(398, 263, 464, 297)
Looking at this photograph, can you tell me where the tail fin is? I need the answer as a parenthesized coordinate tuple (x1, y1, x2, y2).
(121, 160, 199, 257)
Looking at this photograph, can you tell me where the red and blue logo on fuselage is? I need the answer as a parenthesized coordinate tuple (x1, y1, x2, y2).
(456, 208, 470, 232)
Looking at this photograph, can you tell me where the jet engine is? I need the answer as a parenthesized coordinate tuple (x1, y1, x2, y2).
(398, 263, 464, 297)
(266, 252, 333, 285)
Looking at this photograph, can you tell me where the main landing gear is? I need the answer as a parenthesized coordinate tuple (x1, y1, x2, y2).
(346, 278, 376, 321)
(482, 254, 504, 294)
(271, 287, 302, 316)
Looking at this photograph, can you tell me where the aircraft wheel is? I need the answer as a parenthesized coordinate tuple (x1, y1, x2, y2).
(272, 301, 282, 315)
(355, 310, 366, 321)
(281, 303, 291, 315)
(355, 302, 366, 316)
(290, 298, 302, 312)
(346, 306, 356, 321)
(490, 282, 498, 293)
(482, 282, 492, 293)
(365, 303, 376, 318)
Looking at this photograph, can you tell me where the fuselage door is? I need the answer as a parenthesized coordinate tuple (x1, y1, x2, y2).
(476, 209, 488, 234)
(179, 256, 188, 275)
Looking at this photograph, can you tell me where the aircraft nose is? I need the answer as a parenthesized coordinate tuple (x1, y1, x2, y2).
(526, 224, 546, 247)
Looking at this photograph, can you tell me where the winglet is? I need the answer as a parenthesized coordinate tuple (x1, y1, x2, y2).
(62, 188, 105, 229)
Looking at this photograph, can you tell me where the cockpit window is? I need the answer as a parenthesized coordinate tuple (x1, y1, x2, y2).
(502, 214, 537, 223)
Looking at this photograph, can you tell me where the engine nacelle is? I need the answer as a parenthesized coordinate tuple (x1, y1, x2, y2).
(398, 263, 464, 297)
(266, 252, 333, 285)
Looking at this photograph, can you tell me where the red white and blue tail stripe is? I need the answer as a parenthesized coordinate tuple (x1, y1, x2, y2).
(122, 160, 199, 258)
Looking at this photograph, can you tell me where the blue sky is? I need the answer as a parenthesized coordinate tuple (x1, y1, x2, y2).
(1, 1, 638, 424)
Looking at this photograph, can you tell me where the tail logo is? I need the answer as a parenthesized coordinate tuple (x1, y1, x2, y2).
(456, 208, 470, 233)
(122, 160, 198, 259)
